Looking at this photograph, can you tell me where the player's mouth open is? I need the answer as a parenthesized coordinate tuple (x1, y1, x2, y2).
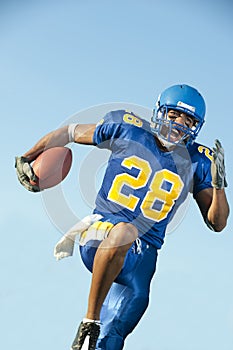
(170, 128, 182, 142)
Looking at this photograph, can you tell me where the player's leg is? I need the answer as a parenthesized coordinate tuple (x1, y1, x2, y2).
(96, 239, 158, 350)
(86, 222, 138, 320)
(71, 222, 138, 350)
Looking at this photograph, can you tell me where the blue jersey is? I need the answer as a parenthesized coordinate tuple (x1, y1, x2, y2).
(92, 110, 213, 249)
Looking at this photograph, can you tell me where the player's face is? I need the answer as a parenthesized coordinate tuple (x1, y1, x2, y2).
(160, 109, 197, 143)
(167, 110, 195, 128)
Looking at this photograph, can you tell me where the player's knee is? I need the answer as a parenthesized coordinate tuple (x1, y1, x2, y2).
(107, 293, 149, 337)
(99, 223, 138, 260)
(126, 293, 150, 330)
(107, 222, 138, 250)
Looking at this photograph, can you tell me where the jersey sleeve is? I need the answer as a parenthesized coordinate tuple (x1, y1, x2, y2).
(93, 110, 124, 149)
(192, 145, 213, 198)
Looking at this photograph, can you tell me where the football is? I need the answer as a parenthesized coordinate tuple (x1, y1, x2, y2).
(30, 147, 72, 189)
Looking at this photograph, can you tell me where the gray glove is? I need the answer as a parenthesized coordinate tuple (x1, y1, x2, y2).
(211, 139, 227, 189)
(15, 156, 41, 192)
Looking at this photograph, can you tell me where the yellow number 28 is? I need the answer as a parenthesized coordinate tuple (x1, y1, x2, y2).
(107, 156, 184, 222)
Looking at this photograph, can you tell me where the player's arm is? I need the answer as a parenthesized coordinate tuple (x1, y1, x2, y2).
(15, 124, 96, 192)
(195, 187, 229, 232)
(195, 140, 229, 232)
(22, 124, 96, 161)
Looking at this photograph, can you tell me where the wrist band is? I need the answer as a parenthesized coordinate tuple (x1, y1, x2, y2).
(68, 123, 78, 142)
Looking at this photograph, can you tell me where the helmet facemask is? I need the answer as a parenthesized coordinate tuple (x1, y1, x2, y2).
(151, 84, 206, 149)
(151, 106, 203, 148)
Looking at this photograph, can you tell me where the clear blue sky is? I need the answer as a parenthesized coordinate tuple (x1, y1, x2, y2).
(1, 1, 233, 349)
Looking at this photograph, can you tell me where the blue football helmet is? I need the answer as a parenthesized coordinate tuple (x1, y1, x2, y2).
(151, 84, 206, 147)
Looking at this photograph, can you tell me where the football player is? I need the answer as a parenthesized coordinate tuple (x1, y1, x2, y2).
(15, 84, 229, 350)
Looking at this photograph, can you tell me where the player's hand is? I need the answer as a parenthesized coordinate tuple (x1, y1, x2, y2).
(211, 139, 228, 189)
(15, 156, 41, 192)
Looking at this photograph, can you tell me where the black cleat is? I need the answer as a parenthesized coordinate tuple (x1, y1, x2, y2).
(71, 321, 100, 350)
